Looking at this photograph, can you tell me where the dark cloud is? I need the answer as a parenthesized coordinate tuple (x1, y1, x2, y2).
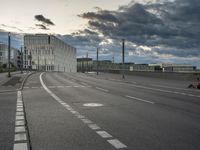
(34, 15, 55, 26)
(35, 24, 49, 30)
(76, 0, 200, 63)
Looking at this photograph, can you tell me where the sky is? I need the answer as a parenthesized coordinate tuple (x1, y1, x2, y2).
(0, 0, 200, 68)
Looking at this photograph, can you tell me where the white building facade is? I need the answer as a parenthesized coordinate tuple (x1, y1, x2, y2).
(24, 34, 77, 72)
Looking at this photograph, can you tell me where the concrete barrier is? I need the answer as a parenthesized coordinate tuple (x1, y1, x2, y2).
(105, 70, 200, 81)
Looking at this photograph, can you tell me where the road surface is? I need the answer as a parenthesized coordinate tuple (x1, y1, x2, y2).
(2, 72, 200, 150)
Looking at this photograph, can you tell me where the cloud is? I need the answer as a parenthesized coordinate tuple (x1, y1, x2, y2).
(76, 0, 200, 64)
(35, 15, 55, 26)
(0, 24, 23, 32)
(35, 24, 49, 30)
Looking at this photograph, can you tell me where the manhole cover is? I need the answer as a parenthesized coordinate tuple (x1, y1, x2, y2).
(83, 103, 103, 107)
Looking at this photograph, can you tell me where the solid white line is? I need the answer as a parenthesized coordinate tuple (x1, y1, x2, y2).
(96, 87, 109, 92)
(107, 139, 127, 149)
(14, 143, 28, 150)
(96, 131, 112, 138)
(126, 95, 155, 104)
(40, 73, 128, 149)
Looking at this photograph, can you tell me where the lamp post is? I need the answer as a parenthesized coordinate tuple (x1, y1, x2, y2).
(8, 32, 11, 77)
(122, 39, 125, 79)
(21, 46, 23, 74)
(96, 48, 99, 75)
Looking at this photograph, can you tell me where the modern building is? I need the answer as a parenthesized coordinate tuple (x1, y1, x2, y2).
(77, 58, 93, 72)
(0, 43, 19, 68)
(149, 63, 196, 72)
(24, 34, 77, 72)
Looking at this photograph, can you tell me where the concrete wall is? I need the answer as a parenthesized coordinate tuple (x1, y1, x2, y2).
(106, 70, 200, 81)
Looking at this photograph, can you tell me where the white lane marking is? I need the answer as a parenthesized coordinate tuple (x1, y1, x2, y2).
(81, 118, 93, 124)
(31, 87, 38, 89)
(16, 120, 25, 126)
(14, 143, 28, 150)
(16, 112, 24, 116)
(48, 86, 56, 88)
(14, 133, 27, 141)
(17, 108, 24, 112)
(96, 131, 113, 138)
(125, 95, 155, 104)
(83, 103, 103, 107)
(15, 126, 26, 133)
(17, 105, 23, 108)
(23, 87, 29, 89)
(127, 83, 200, 98)
(40, 73, 128, 149)
(16, 116, 24, 120)
(57, 86, 64, 88)
(73, 85, 80, 87)
(88, 124, 101, 130)
(95, 87, 109, 92)
(70, 110, 79, 115)
(107, 139, 127, 149)
(76, 114, 85, 119)
(65, 86, 72, 87)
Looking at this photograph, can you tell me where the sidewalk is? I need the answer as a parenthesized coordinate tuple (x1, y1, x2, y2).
(0, 71, 29, 92)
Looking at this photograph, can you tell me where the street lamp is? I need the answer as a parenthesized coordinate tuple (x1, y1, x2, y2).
(8, 32, 11, 77)
(96, 48, 99, 75)
(21, 46, 23, 74)
(122, 39, 125, 79)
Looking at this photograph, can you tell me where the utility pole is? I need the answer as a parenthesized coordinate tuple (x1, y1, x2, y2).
(96, 48, 99, 75)
(29, 51, 32, 72)
(24, 46, 27, 71)
(8, 32, 11, 77)
(37, 54, 39, 71)
(86, 51, 88, 73)
(122, 39, 125, 79)
(21, 46, 23, 74)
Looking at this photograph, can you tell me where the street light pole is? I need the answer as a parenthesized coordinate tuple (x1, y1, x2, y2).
(86, 51, 88, 73)
(122, 39, 125, 79)
(97, 48, 99, 75)
(8, 32, 11, 77)
(21, 46, 23, 74)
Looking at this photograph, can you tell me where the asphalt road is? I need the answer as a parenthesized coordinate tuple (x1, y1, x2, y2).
(20, 72, 200, 150)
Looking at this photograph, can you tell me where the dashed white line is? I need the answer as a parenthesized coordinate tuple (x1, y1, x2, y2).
(88, 124, 101, 130)
(14, 91, 28, 150)
(81, 118, 93, 124)
(16, 116, 24, 120)
(95, 87, 109, 92)
(15, 120, 25, 126)
(14, 133, 27, 141)
(127, 83, 200, 98)
(125, 95, 155, 104)
(96, 131, 113, 138)
(14, 143, 28, 150)
(107, 139, 127, 149)
(40, 73, 128, 149)
(15, 126, 26, 133)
